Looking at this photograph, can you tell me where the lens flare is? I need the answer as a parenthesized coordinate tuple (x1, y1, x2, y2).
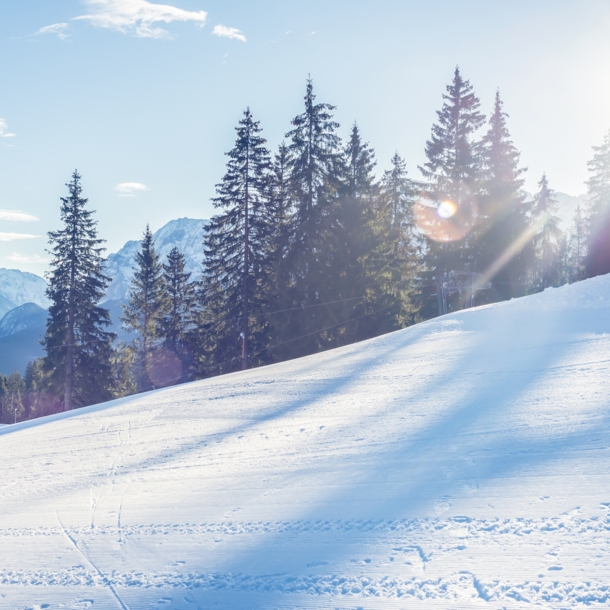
(437, 200, 458, 219)
(415, 187, 478, 243)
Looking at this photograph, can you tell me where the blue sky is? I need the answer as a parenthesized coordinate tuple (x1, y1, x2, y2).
(1, 0, 610, 275)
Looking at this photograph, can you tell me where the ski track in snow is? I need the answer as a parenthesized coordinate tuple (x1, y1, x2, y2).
(2, 276, 610, 608)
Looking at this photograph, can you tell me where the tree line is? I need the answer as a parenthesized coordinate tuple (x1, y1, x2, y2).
(3, 68, 610, 422)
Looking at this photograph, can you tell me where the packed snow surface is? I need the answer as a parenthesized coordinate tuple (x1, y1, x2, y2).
(2, 276, 610, 609)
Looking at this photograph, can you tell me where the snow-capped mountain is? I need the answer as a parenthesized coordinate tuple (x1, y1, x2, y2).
(0, 302, 47, 339)
(0, 268, 49, 313)
(2, 275, 610, 607)
(0, 303, 47, 375)
(103, 217, 207, 303)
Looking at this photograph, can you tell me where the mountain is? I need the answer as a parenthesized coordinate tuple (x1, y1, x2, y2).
(0, 302, 47, 338)
(103, 217, 207, 304)
(0, 268, 49, 313)
(1, 275, 609, 608)
(554, 192, 589, 229)
(0, 303, 47, 375)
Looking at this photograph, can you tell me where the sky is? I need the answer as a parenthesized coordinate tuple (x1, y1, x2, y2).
(1, 0, 609, 276)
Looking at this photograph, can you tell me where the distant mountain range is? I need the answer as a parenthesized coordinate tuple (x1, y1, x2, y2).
(0, 268, 50, 318)
(0, 218, 206, 374)
(0, 303, 47, 376)
(103, 217, 206, 303)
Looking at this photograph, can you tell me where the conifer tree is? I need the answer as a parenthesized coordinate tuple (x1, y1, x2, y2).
(584, 129, 610, 278)
(0, 374, 8, 423)
(377, 152, 422, 324)
(325, 124, 382, 345)
(476, 90, 529, 300)
(529, 174, 564, 290)
(42, 171, 115, 410)
(276, 78, 342, 358)
(201, 108, 273, 372)
(160, 246, 196, 376)
(420, 67, 485, 276)
(566, 203, 588, 283)
(121, 225, 167, 390)
(3, 372, 25, 423)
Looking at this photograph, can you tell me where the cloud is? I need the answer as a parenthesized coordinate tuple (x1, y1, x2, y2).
(75, 0, 207, 39)
(0, 233, 41, 242)
(0, 210, 40, 223)
(0, 119, 15, 138)
(6, 253, 49, 264)
(115, 182, 150, 196)
(36, 23, 71, 40)
(213, 24, 246, 42)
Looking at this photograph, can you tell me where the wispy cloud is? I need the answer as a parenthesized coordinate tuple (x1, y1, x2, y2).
(213, 24, 246, 42)
(0, 210, 40, 223)
(75, 0, 207, 39)
(6, 253, 49, 264)
(0, 119, 15, 138)
(36, 23, 71, 40)
(0, 233, 41, 242)
(115, 182, 150, 197)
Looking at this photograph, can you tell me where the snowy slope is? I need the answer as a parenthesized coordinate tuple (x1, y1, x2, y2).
(0, 267, 49, 310)
(1, 276, 610, 609)
(103, 218, 207, 303)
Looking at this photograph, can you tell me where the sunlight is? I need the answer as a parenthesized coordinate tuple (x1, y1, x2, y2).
(437, 200, 458, 219)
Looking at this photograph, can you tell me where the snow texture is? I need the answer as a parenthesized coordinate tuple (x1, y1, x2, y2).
(1, 275, 610, 609)
(103, 218, 207, 303)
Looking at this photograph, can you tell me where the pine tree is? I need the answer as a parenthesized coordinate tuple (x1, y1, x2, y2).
(566, 203, 588, 283)
(377, 152, 422, 325)
(0, 374, 8, 424)
(584, 129, 610, 278)
(3, 372, 25, 423)
(42, 171, 115, 411)
(121, 225, 167, 390)
(275, 78, 342, 358)
(324, 124, 383, 345)
(529, 174, 564, 290)
(201, 108, 273, 373)
(160, 246, 196, 379)
(419, 67, 485, 311)
(476, 90, 529, 301)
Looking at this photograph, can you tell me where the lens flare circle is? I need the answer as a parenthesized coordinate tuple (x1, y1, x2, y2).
(437, 200, 458, 219)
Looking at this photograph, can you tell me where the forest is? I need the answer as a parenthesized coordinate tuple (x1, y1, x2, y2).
(2, 67, 610, 422)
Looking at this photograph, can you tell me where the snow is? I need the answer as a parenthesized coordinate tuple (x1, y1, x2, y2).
(0, 267, 49, 310)
(1, 275, 610, 609)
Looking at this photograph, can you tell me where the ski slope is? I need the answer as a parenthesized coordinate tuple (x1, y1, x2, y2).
(2, 276, 610, 609)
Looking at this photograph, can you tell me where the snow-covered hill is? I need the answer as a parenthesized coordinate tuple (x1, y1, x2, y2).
(0, 268, 49, 313)
(103, 217, 206, 303)
(1, 276, 610, 608)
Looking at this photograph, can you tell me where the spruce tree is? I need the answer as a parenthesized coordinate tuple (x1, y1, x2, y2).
(529, 174, 564, 290)
(201, 108, 273, 373)
(325, 124, 382, 345)
(3, 372, 25, 423)
(584, 129, 610, 278)
(160, 246, 196, 378)
(42, 171, 115, 411)
(377, 152, 422, 325)
(276, 78, 342, 358)
(121, 225, 167, 390)
(419, 67, 485, 278)
(566, 204, 588, 283)
(476, 90, 529, 301)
